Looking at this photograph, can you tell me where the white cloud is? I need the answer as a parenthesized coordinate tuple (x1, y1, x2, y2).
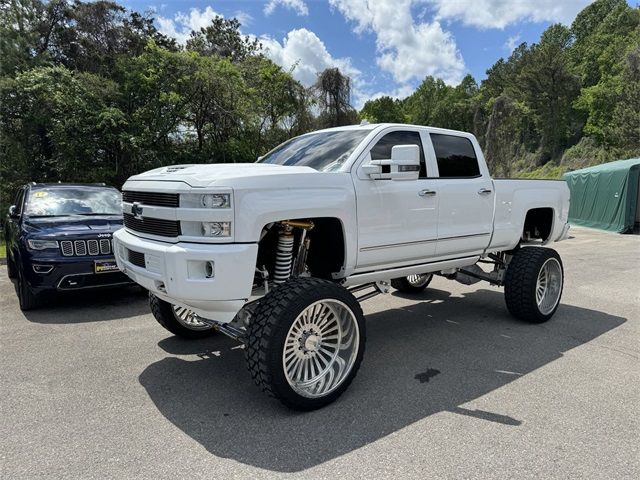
(156, 6, 222, 44)
(234, 10, 254, 27)
(505, 34, 521, 52)
(329, 0, 465, 86)
(261, 28, 360, 87)
(264, 0, 309, 16)
(261, 28, 370, 108)
(426, 0, 594, 29)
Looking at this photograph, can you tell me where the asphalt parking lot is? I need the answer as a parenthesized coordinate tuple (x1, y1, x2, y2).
(1, 227, 638, 479)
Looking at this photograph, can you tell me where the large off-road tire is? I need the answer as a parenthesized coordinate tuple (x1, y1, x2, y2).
(16, 267, 40, 311)
(149, 293, 217, 339)
(391, 273, 433, 293)
(504, 247, 564, 323)
(246, 277, 366, 411)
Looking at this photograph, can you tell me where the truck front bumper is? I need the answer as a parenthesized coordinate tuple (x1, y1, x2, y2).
(113, 229, 258, 323)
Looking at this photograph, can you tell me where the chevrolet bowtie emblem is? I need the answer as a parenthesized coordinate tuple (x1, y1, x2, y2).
(131, 202, 144, 219)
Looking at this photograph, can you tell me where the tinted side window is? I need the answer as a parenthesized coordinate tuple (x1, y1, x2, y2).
(370, 131, 427, 178)
(430, 133, 480, 178)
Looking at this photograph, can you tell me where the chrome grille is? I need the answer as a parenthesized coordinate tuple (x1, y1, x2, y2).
(74, 240, 87, 256)
(60, 239, 112, 257)
(61, 241, 74, 256)
(87, 240, 99, 256)
(100, 239, 111, 254)
(122, 191, 179, 207)
(123, 213, 181, 237)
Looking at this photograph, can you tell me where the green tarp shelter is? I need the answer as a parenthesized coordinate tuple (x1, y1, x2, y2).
(563, 158, 640, 233)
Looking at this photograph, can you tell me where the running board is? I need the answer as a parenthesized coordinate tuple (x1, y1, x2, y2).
(342, 256, 479, 287)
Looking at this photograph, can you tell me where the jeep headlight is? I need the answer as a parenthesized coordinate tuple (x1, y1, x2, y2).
(201, 193, 230, 209)
(27, 239, 59, 250)
(201, 222, 231, 237)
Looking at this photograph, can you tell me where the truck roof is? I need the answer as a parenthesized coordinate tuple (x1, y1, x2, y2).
(315, 123, 476, 139)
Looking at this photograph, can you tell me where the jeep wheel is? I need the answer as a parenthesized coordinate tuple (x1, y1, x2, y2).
(149, 293, 217, 339)
(391, 273, 433, 293)
(16, 268, 40, 311)
(246, 277, 365, 411)
(504, 247, 564, 323)
(7, 252, 17, 279)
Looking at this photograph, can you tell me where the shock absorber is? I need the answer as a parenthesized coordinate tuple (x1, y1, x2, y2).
(273, 224, 295, 284)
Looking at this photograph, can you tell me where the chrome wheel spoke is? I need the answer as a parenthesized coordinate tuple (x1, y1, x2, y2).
(282, 299, 360, 398)
(535, 258, 563, 315)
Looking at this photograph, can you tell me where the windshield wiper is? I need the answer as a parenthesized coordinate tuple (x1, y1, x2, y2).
(74, 213, 120, 216)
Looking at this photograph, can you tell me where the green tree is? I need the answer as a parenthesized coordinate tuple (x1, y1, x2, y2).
(360, 96, 405, 123)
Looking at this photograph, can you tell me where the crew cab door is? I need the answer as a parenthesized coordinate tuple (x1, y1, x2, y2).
(426, 133, 495, 257)
(353, 128, 438, 271)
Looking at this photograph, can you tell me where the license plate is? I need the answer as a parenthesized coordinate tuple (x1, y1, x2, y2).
(94, 259, 119, 274)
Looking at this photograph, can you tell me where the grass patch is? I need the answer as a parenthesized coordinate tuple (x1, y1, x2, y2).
(0, 237, 5, 259)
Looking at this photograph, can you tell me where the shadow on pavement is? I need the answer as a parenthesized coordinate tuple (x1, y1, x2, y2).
(139, 288, 625, 472)
(20, 286, 149, 324)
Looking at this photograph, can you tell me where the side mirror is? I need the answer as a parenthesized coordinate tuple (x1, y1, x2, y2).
(8, 205, 19, 219)
(362, 145, 421, 181)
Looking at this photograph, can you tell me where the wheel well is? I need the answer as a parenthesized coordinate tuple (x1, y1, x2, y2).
(256, 217, 345, 281)
(522, 208, 553, 241)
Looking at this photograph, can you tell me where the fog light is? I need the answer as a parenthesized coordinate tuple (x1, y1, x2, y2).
(33, 264, 54, 274)
(205, 261, 215, 278)
(201, 222, 231, 237)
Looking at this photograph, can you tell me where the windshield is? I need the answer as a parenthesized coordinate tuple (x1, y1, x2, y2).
(258, 129, 371, 171)
(25, 188, 122, 217)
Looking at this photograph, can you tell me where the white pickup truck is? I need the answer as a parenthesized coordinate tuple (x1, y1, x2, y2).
(113, 123, 570, 410)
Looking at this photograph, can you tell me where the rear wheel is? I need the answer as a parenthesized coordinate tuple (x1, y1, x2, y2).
(391, 273, 433, 293)
(246, 277, 365, 411)
(504, 247, 563, 323)
(149, 293, 217, 339)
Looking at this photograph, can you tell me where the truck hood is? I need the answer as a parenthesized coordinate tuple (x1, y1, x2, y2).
(23, 215, 123, 238)
(127, 163, 317, 187)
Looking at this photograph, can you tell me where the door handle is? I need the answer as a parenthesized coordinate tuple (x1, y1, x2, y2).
(478, 188, 493, 195)
(418, 189, 437, 197)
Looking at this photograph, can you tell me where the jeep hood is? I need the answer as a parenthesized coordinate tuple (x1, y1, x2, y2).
(127, 163, 317, 188)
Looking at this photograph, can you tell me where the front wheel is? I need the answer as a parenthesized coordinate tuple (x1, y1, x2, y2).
(246, 277, 366, 411)
(504, 247, 564, 323)
(16, 267, 40, 311)
(391, 273, 433, 293)
(149, 293, 217, 339)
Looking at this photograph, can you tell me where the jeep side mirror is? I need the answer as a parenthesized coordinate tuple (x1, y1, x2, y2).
(362, 145, 421, 181)
(8, 205, 19, 219)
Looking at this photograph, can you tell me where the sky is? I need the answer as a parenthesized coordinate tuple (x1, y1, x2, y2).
(123, 0, 604, 108)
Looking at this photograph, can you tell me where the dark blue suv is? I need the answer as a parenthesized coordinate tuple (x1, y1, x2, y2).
(5, 183, 131, 310)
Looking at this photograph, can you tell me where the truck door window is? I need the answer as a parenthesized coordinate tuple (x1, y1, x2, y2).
(370, 131, 427, 178)
(430, 133, 480, 178)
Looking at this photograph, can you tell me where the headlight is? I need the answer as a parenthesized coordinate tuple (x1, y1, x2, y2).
(27, 239, 59, 250)
(201, 194, 230, 209)
(201, 222, 231, 237)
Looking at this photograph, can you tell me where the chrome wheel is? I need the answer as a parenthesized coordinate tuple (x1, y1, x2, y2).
(172, 305, 211, 331)
(535, 258, 563, 315)
(282, 299, 360, 399)
(406, 273, 432, 288)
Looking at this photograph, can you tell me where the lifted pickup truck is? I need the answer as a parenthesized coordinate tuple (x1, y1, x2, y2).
(114, 123, 570, 410)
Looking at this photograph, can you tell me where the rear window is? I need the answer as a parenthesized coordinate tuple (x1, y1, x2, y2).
(430, 133, 480, 178)
(25, 188, 121, 217)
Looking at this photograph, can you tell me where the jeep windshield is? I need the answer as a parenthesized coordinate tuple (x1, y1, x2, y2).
(257, 129, 371, 171)
(25, 188, 122, 217)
